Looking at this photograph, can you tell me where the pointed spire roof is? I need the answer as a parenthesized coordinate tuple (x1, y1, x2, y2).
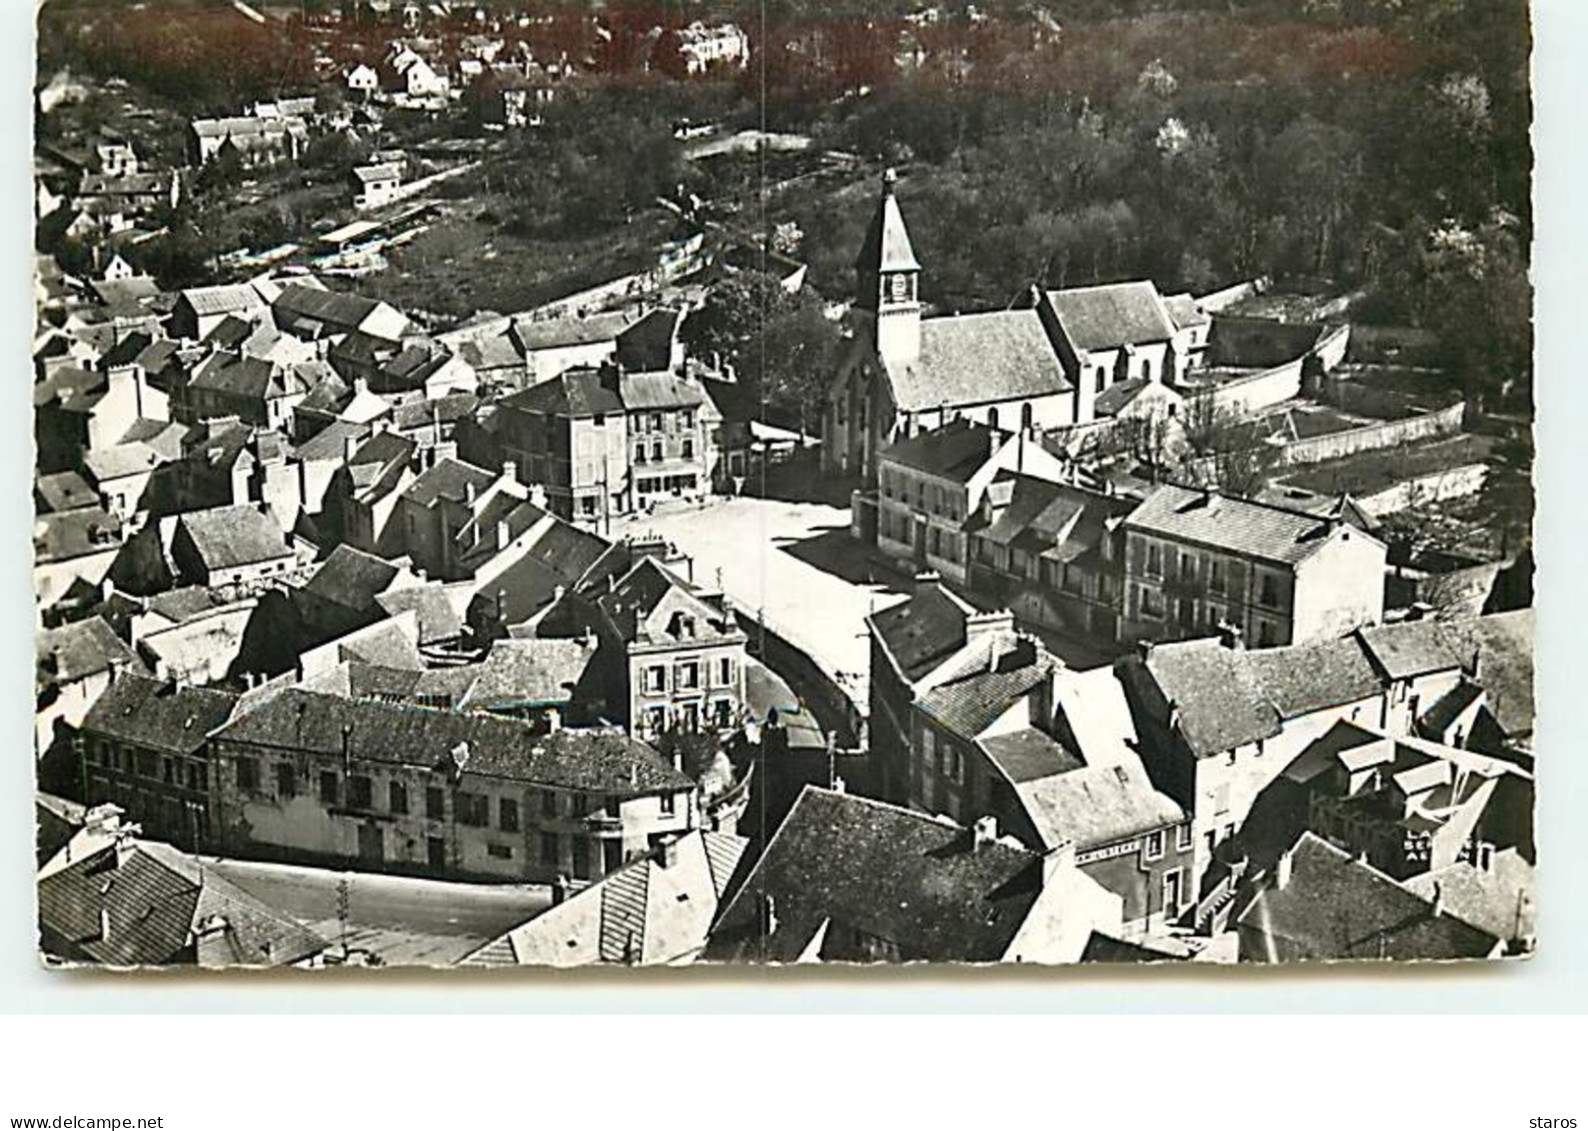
(855, 168, 920, 275)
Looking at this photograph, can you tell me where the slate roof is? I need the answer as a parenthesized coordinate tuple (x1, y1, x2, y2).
(620, 370, 706, 410)
(503, 367, 624, 417)
(1129, 639, 1282, 757)
(36, 470, 98, 514)
(1444, 609, 1534, 738)
(867, 584, 975, 682)
(459, 637, 602, 712)
(511, 310, 634, 352)
(37, 839, 325, 968)
(295, 420, 370, 462)
(1243, 636, 1383, 720)
(146, 586, 228, 623)
(881, 417, 999, 482)
(1356, 620, 1468, 682)
(596, 557, 738, 646)
(1046, 281, 1176, 352)
(615, 307, 685, 373)
(1237, 833, 1501, 962)
(706, 788, 1047, 963)
(302, 544, 400, 610)
(1125, 483, 1374, 567)
(37, 618, 141, 689)
(81, 673, 239, 756)
(213, 689, 693, 795)
(400, 457, 497, 508)
(854, 178, 920, 274)
(375, 584, 467, 644)
(1163, 292, 1212, 330)
(458, 334, 524, 373)
(1013, 759, 1184, 851)
(979, 727, 1083, 784)
(391, 392, 481, 432)
(190, 350, 305, 400)
(176, 283, 265, 319)
(353, 162, 402, 185)
(1092, 378, 1150, 417)
(33, 506, 124, 563)
(177, 504, 293, 571)
(273, 283, 405, 338)
(83, 441, 162, 482)
(918, 642, 1053, 739)
(884, 310, 1071, 413)
(473, 518, 615, 625)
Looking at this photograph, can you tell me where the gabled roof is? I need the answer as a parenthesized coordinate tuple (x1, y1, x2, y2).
(867, 583, 975, 683)
(214, 689, 694, 795)
(1124, 484, 1379, 567)
(705, 788, 1050, 963)
(176, 504, 294, 571)
(1356, 620, 1468, 682)
(302, 544, 401, 611)
(400, 457, 497, 508)
(1237, 832, 1501, 962)
(1012, 758, 1184, 852)
(596, 556, 739, 646)
(459, 637, 602, 713)
(353, 162, 403, 185)
(503, 366, 624, 417)
(34, 505, 124, 564)
(38, 838, 326, 968)
(374, 584, 467, 645)
(37, 618, 141, 689)
(273, 283, 407, 340)
(36, 470, 98, 514)
(1045, 281, 1177, 352)
(1163, 292, 1211, 330)
(510, 310, 634, 352)
(81, 673, 239, 756)
(884, 310, 1070, 413)
(176, 283, 266, 320)
(880, 417, 999, 483)
(918, 640, 1054, 740)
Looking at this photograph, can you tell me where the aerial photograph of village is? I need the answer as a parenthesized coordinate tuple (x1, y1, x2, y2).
(30, 0, 1534, 969)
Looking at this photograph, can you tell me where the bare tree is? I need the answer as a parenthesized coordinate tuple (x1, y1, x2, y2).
(1181, 394, 1278, 498)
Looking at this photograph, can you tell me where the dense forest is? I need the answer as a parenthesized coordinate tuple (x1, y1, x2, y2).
(37, 0, 1533, 420)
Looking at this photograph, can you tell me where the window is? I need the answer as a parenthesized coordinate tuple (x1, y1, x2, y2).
(1176, 823, 1193, 852)
(187, 764, 207, 792)
(348, 774, 373, 810)
(426, 786, 445, 820)
(162, 757, 175, 785)
(487, 843, 513, 860)
(1208, 557, 1226, 595)
(681, 437, 694, 459)
(650, 413, 663, 433)
(680, 410, 694, 430)
(678, 661, 700, 690)
(714, 699, 732, 729)
(634, 444, 647, 464)
(572, 837, 589, 879)
(1146, 542, 1162, 577)
(1145, 830, 1165, 860)
(1259, 572, 1281, 608)
(1061, 564, 1083, 595)
(389, 781, 409, 815)
(889, 273, 908, 301)
(540, 832, 559, 866)
(593, 413, 606, 427)
(1095, 368, 1106, 393)
(1141, 586, 1166, 618)
(1180, 553, 1197, 583)
(660, 792, 676, 816)
(646, 665, 666, 693)
(681, 701, 700, 732)
(275, 763, 297, 799)
(651, 441, 663, 462)
(457, 792, 490, 827)
(237, 757, 259, 792)
(947, 746, 963, 784)
(541, 790, 559, 818)
(1257, 620, 1277, 647)
(717, 657, 733, 686)
(319, 771, 339, 806)
(136, 750, 157, 778)
(580, 496, 597, 517)
(500, 797, 520, 832)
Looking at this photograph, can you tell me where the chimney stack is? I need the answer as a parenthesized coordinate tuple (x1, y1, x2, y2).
(658, 836, 679, 869)
(912, 570, 941, 599)
(501, 460, 517, 485)
(1216, 620, 1244, 651)
(545, 706, 561, 733)
(1431, 881, 1444, 918)
(1275, 846, 1294, 892)
(971, 815, 998, 850)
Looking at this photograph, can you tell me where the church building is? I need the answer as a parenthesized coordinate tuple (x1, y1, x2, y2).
(823, 170, 1207, 483)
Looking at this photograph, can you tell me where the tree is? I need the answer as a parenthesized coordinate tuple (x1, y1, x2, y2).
(1182, 395, 1280, 499)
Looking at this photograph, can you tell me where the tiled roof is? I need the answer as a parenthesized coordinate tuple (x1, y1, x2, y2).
(146, 586, 228, 623)
(458, 334, 524, 372)
(918, 642, 1054, 740)
(1046, 281, 1176, 352)
(1443, 610, 1533, 738)
(1013, 759, 1183, 851)
(473, 520, 617, 626)
(705, 788, 1047, 963)
(273, 283, 404, 338)
(1162, 292, 1211, 330)
(615, 307, 685, 373)
(353, 162, 403, 184)
(1129, 639, 1282, 757)
(867, 584, 974, 683)
(1237, 833, 1500, 962)
(1091, 377, 1150, 417)
(596, 557, 740, 646)
(884, 310, 1070, 413)
(38, 839, 326, 968)
(33, 505, 124, 564)
(83, 441, 163, 482)
(37, 618, 141, 688)
(619, 370, 706, 411)
(1243, 636, 1383, 719)
(294, 420, 369, 463)
(214, 689, 694, 795)
(81, 673, 239, 756)
(177, 284, 265, 319)
(1125, 483, 1370, 567)
(177, 504, 293, 571)
(459, 637, 601, 712)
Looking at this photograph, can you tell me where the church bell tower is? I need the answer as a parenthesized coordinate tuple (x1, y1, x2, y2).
(853, 168, 922, 365)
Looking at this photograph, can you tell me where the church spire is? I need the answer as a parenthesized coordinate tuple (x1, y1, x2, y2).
(854, 168, 922, 363)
